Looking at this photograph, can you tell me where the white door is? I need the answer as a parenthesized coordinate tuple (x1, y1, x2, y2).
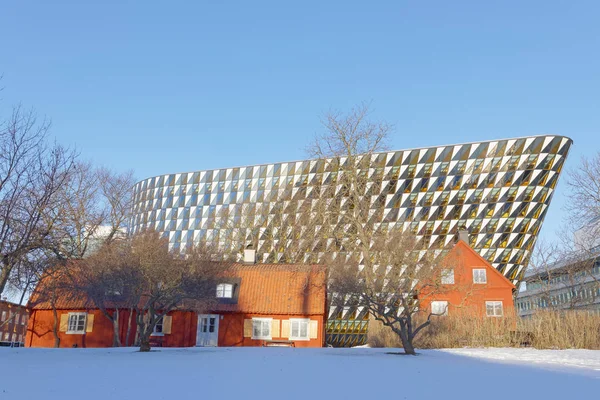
(196, 314, 219, 347)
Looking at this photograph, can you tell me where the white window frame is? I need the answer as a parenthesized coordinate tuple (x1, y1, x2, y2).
(431, 301, 449, 316)
(66, 312, 87, 334)
(216, 283, 234, 299)
(473, 268, 487, 284)
(441, 269, 455, 284)
(0, 311, 5, 321)
(289, 318, 310, 341)
(152, 316, 164, 336)
(251, 318, 272, 340)
(3, 332, 9, 341)
(486, 301, 503, 317)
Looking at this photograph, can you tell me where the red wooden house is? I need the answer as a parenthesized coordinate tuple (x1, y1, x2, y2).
(419, 234, 516, 318)
(26, 257, 327, 348)
(208, 262, 326, 347)
(0, 299, 29, 346)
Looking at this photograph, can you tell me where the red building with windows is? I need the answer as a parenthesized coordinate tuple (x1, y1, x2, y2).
(209, 262, 326, 347)
(419, 237, 516, 318)
(0, 299, 28, 346)
(25, 256, 327, 348)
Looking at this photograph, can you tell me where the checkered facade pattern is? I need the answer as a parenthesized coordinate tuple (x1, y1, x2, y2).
(131, 135, 572, 346)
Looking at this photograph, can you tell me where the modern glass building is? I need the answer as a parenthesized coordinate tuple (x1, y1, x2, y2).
(131, 135, 572, 346)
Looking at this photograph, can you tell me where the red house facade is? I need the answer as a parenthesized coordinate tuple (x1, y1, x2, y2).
(419, 238, 516, 318)
(0, 299, 28, 346)
(26, 262, 326, 348)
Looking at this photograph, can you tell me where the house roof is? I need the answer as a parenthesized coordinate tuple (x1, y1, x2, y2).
(450, 240, 516, 290)
(28, 264, 98, 311)
(28, 262, 328, 316)
(213, 264, 327, 315)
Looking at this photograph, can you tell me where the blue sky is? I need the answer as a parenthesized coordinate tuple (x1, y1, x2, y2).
(1, 0, 599, 241)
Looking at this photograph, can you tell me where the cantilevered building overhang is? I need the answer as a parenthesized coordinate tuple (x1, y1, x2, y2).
(131, 135, 572, 346)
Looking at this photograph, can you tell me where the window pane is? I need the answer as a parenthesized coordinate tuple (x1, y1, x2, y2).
(253, 321, 261, 337)
(432, 301, 448, 316)
(299, 321, 308, 338)
(495, 302, 503, 316)
(473, 269, 487, 283)
(77, 315, 86, 330)
(216, 283, 233, 298)
(441, 269, 454, 284)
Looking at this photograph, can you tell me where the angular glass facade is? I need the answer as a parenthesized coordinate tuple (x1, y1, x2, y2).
(131, 135, 572, 346)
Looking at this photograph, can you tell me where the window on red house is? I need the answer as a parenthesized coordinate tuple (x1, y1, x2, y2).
(441, 269, 455, 284)
(486, 301, 503, 317)
(473, 269, 487, 284)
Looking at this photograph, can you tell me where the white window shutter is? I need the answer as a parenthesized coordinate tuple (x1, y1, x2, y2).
(243, 319, 253, 338)
(86, 314, 94, 333)
(309, 320, 318, 339)
(272, 319, 280, 338)
(281, 320, 290, 338)
(163, 315, 172, 334)
(59, 314, 69, 332)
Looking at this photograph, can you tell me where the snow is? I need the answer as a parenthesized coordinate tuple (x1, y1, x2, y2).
(1, 347, 598, 400)
(442, 347, 600, 373)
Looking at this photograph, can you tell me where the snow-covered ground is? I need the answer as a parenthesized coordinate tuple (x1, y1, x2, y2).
(1, 347, 598, 400)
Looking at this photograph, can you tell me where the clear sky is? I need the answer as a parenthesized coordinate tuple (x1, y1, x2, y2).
(1, 0, 599, 242)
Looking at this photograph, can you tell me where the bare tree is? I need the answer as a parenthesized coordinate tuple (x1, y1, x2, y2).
(566, 152, 600, 234)
(524, 239, 599, 312)
(128, 230, 228, 352)
(98, 167, 135, 245)
(308, 103, 440, 354)
(328, 226, 449, 355)
(64, 239, 140, 347)
(519, 153, 600, 312)
(44, 163, 135, 260)
(0, 105, 75, 294)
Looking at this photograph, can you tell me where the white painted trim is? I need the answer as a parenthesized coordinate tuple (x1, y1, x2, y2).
(485, 301, 503, 317)
(473, 268, 487, 284)
(441, 268, 455, 284)
(288, 318, 310, 341)
(251, 317, 272, 340)
(216, 283, 233, 298)
(66, 312, 87, 335)
(431, 301, 449, 316)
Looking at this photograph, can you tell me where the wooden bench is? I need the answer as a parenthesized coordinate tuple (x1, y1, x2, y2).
(263, 340, 295, 347)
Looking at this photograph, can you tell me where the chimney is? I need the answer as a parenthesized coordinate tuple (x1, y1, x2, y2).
(457, 227, 469, 245)
(243, 248, 256, 264)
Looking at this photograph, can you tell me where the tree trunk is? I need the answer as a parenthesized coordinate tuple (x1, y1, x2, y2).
(139, 335, 151, 352)
(398, 329, 416, 355)
(136, 312, 150, 352)
(401, 338, 416, 355)
(112, 309, 121, 347)
(52, 306, 60, 348)
(125, 307, 134, 347)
